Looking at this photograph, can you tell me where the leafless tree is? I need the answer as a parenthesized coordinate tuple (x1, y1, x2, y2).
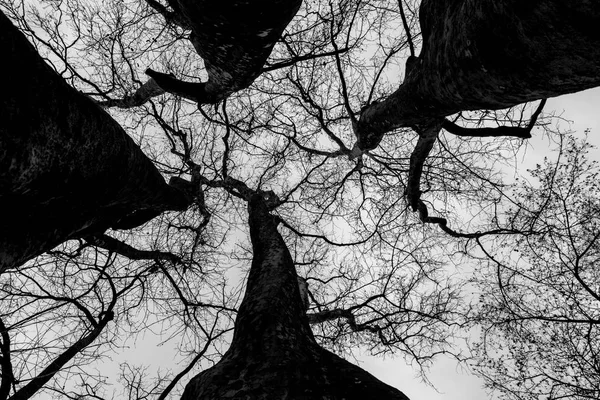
(2, 0, 600, 398)
(472, 135, 600, 400)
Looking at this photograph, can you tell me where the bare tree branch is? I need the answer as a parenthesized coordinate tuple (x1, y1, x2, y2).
(85, 234, 183, 264)
(8, 306, 115, 400)
(96, 78, 167, 109)
(442, 99, 548, 139)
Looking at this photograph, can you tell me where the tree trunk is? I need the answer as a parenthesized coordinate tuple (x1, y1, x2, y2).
(180, 194, 409, 399)
(0, 12, 191, 272)
(356, 0, 600, 150)
(147, 0, 302, 103)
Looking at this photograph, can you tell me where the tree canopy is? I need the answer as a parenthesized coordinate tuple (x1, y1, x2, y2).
(1, 0, 600, 399)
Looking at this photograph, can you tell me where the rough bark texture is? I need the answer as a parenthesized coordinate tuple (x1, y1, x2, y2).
(356, 0, 600, 150)
(147, 0, 302, 103)
(180, 194, 409, 400)
(0, 12, 191, 272)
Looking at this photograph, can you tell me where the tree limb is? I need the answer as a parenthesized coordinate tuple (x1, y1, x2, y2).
(307, 308, 389, 344)
(145, 69, 211, 103)
(85, 234, 182, 264)
(8, 309, 115, 400)
(442, 99, 547, 139)
(405, 119, 444, 212)
(96, 78, 167, 109)
(0, 318, 13, 400)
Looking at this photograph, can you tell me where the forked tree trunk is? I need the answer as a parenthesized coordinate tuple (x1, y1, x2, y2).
(181, 194, 409, 399)
(0, 12, 190, 272)
(356, 0, 600, 149)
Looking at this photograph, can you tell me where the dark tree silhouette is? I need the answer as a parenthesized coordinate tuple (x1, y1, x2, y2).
(2, 0, 600, 399)
(144, 0, 302, 104)
(0, 12, 191, 272)
(181, 193, 409, 399)
(356, 1, 600, 148)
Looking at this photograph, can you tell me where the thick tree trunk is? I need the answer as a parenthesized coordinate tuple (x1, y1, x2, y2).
(356, 0, 600, 150)
(0, 12, 191, 272)
(181, 194, 409, 399)
(146, 0, 302, 103)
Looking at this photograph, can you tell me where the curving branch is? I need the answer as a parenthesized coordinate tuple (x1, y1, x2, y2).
(442, 99, 548, 139)
(397, 0, 415, 57)
(404, 119, 519, 238)
(308, 308, 382, 335)
(405, 119, 444, 213)
(85, 234, 183, 264)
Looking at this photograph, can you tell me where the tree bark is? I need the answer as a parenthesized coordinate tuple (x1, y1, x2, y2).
(147, 0, 302, 104)
(356, 0, 600, 150)
(180, 194, 409, 399)
(0, 12, 191, 272)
